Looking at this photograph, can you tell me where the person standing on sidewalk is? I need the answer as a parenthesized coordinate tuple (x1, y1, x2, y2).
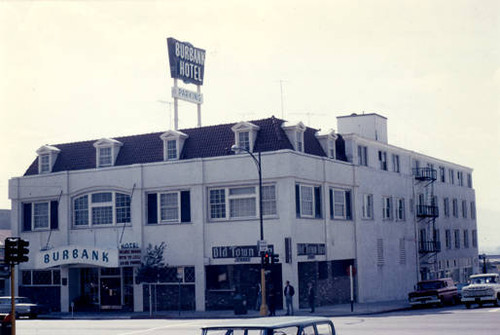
(307, 282, 315, 313)
(283, 281, 295, 315)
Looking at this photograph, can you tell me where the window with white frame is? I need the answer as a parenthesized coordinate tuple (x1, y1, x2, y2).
(40, 154, 51, 173)
(382, 196, 393, 220)
(327, 139, 335, 159)
(330, 188, 352, 220)
(392, 154, 400, 173)
(98, 147, 113, 167)
(362, 194, 373, 219)
(472, 230, 478, 248)
(467, 173, 472, 188)
(296, 131, 304, 152)
(358, 145, 368, 166)
(296, 184, 322, 218)
(73, 191, 131, 227)
(147, 190, 191, 224)
(238, 131, 250, 151)
(261, 185, 277, 216)
(23, 200, 58, 232)
(209, 185, 276, 220)
(166, 140, 177, 160)
(378, 151, 387, 170)
(396, 198, 405, 221)
(377, 239, 384, 266)
(449, 169, 455, 184)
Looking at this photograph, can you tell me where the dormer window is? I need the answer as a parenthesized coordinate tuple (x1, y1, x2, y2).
(36, 145, 61, 174)
(315, 129, 337, 159)
(98, 147, 112, 167)
(93, 138, 123, 168)
(282, 121, 306, 153)
(238, 131, 250, 151)
(231, 121, 260, 153)
(160, 130, 189, 161)
(40, 154, 50, 173)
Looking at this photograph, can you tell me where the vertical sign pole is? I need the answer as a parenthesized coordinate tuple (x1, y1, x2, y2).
(350, 265, 354, 312)
(173, 79, 179, 130)
(197, 85, 201, 127)
(10, 263, 15, 335)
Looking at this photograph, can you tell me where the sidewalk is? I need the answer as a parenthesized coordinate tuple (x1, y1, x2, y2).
(42, 300, 410, 320)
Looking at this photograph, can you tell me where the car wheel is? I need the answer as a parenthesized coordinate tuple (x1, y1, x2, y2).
(495, 296, 500, 307)
(465, 302, 471, 309)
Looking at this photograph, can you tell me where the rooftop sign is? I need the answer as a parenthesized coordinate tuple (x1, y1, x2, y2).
(167, 37, 206, 86)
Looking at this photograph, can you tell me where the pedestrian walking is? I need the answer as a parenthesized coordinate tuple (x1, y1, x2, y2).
(308, 282, 315, 313)
(283, 280, 295, 315)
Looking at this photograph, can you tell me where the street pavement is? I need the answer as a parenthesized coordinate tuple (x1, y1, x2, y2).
(41, 300, 410, 320)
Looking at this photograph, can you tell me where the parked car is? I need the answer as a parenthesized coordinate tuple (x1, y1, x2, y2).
(408, 278, 459, 307)
(200, 316, 336, 335)
(0, 296, 46, 318)
(461, 273, 500, 308)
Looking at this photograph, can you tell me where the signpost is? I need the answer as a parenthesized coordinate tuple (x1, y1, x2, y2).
(167, 37, 206, 129)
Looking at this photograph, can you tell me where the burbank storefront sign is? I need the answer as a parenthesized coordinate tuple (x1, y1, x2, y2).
(167, 37, 206, 85)
(36, 246, 119, 269)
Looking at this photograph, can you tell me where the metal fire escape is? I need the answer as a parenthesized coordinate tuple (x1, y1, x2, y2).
(413, 166, 440, 279)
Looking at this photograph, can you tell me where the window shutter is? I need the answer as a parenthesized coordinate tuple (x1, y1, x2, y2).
(345, 191, 352, 220)
(50, 201, 59, 230)
(314, 186, 322, 218)
(329, 189, 334, 219)
(180, 191, 191, 222)
(23, 203, 32, 231)
(147, 193, 158, 224)
(295, 184, 301, 217)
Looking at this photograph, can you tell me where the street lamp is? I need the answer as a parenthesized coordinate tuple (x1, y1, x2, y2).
(231, 144, 268, 316)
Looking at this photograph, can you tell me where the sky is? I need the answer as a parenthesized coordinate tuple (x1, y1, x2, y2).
(0, 1, 499, 252)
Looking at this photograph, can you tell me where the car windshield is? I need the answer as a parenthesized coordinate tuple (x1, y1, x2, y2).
(470, 276, 498, 284)
(417, 281, 444, 290)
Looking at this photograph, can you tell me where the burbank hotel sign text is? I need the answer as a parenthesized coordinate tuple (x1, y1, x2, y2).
(167, 37, 206, 85)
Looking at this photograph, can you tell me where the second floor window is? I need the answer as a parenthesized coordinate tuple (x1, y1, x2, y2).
(396, 198, 405, 221)
(73, 191, 131, 227)
(362, 194, 373, 219)
(452, 199, 458, 218)
(329, 188, 352, 220)
(445, 230, 452, 249)
(296, 184, 322, 218)
(392, 154, 400, 173)
(443, 198, 450, 217)
(23, 200, 59, 231)
(209, 185, 276, 220)
(147, 190, 191, 224)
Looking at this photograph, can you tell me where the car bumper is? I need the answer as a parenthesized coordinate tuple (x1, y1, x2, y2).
(462, 296, 496, 303)
(409, 298, 441, 305)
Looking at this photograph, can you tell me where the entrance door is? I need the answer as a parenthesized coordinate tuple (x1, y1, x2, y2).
(100, 277, 121, 309)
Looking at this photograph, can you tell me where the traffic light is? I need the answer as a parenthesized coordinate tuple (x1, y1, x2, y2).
(271, 253, 279, 264)
(262, 251, 270, 267)
(4, 237, 30, 264)
(18, 239, 29, 263)
(5, 237, 18, 264)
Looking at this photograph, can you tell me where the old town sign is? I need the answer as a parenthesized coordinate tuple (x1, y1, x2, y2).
(36, 245, 119, 269)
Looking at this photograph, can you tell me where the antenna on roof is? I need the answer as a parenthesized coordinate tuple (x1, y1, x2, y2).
(157, 100, 173, 129)
(277, 80, 288, 119)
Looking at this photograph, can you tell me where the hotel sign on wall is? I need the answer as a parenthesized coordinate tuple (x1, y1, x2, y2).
(36, 246, 119, 269)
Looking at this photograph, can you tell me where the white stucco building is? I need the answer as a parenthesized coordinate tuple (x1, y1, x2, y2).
(8, 113, 478, 312)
